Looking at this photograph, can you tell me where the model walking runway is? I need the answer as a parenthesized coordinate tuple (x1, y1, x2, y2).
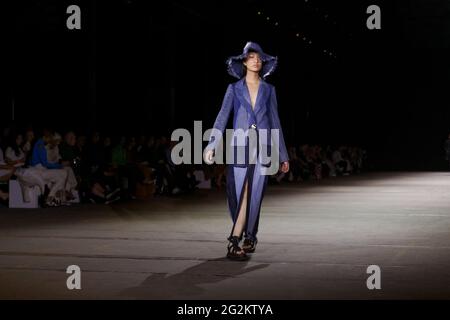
(205, 42, 290, 260)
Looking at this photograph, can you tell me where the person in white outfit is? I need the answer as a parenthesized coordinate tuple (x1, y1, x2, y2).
(5, 133, 47, 203)
(46, 133, 78, 201)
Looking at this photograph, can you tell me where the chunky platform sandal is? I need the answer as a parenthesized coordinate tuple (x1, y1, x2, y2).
(226, 236, 248, 261)
(242, 238, 258, 253)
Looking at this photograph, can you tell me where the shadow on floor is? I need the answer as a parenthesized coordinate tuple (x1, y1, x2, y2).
(119, 257, 269, 299)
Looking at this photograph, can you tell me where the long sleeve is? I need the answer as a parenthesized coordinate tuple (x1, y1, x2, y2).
(206, 84, 234, 152)
(269, 86, 289, 163)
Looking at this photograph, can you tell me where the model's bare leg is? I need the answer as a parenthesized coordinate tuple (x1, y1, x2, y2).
(232, 179, 248, 238)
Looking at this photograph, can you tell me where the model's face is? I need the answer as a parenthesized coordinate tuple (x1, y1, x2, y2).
(244, 52, 262, 73)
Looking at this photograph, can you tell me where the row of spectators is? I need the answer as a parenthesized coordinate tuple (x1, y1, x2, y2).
(276, 144, 366, 183)
(0, 127, 201, 207)
(0, 126, 366, 207)
(204, 144, 366, 188)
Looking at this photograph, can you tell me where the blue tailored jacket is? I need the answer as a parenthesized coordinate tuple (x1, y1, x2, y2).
(207, 77, 289, 167)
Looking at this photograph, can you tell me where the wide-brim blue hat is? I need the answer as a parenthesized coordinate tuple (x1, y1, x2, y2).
(226, 41, 278, 79)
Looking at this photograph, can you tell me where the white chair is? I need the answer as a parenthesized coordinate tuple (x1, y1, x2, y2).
(9, 179, 41, 209)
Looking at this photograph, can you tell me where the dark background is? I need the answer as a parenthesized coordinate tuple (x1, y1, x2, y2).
(8, 0, 450, 170)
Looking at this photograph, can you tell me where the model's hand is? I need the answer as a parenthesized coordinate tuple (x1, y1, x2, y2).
(204, 150, 215, 165)
(280, 161, 289, 173)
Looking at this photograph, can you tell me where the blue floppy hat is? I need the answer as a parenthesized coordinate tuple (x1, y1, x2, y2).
(226, 41, 278, 79)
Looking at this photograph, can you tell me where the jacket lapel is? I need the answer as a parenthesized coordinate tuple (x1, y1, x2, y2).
(234, 78, 270, 126)
(254, 80, 268, 113)
(235, 79, 257, 124)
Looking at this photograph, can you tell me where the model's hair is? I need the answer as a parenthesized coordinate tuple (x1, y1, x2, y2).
(244, 49, 259, 60)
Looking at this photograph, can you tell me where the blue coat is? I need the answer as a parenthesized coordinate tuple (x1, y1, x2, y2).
(207, 77, 289, 167)
(30, 138, 63, 169)
(207, 77, 290, 242)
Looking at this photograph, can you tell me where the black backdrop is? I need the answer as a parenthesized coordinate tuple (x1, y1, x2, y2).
(8, 0, 450, 170)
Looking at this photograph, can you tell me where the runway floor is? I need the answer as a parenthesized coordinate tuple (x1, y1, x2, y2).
(1, 172, 450, 299)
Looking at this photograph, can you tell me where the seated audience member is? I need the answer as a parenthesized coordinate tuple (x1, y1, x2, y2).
(47, 132, 78, 201)
(60, 131, 81, 173)
(69, 133, 119, 204)
(103, 136, 113, 166)
(0, 145, 15, 203)
(22, 128, 36, 165)
(30, 131, 68, 206)
(46, 132, 62, 164)
(31, 130, 63, 170)
(113, 137, 145, 198)
(297, 144, 312, 181)
(76, 134, 87, 157)
(287, 146, 303, 182)
(332, 146, 349, 175)
(22, 128, 35, 153)
(112, 137, 127, 168)
(86, 131, 105, 174)
(324, 146, 337, 177)
(5, 133, 26, 167)
(164, 140, 197, 194)
(5, 133, 47, 203)
(0, 137, 16, 180)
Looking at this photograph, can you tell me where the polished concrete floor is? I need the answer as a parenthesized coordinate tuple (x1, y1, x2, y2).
(1, 172, 450, 299)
